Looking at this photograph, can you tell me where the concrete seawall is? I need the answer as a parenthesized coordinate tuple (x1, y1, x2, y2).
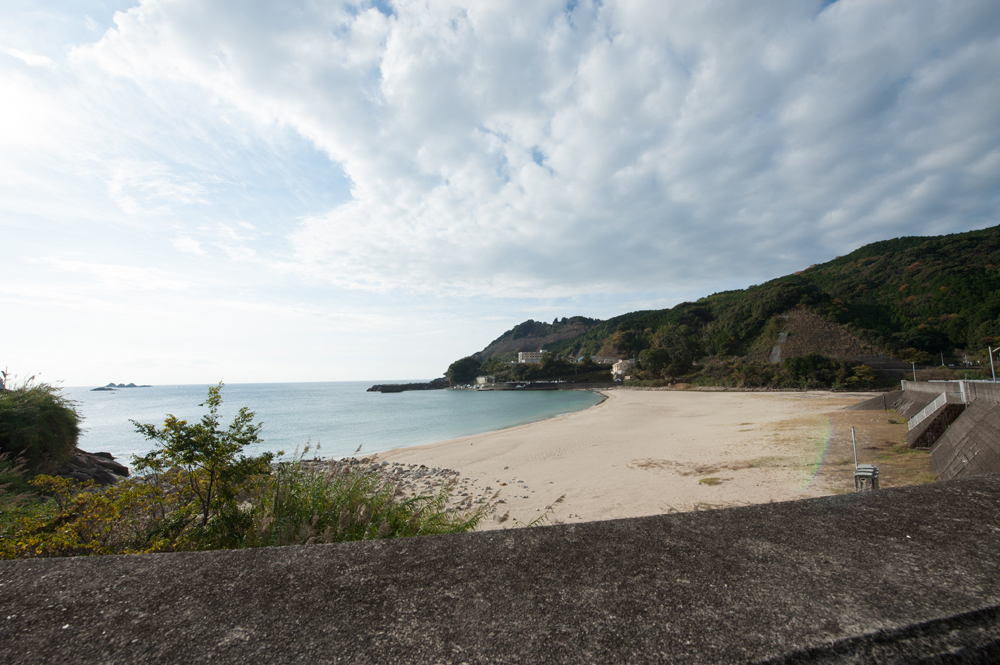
(931, 401, 1000, 479)
(2, 475, 999, 663)
(876, 382, 1000, 478)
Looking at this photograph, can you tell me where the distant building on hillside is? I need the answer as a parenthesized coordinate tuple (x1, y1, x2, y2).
(475, 375, 495, 385)
(612, 359, 634, 377)
(518, 351, 546, 364)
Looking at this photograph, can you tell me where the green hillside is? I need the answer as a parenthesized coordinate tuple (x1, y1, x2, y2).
(449, 225, 1000, 388)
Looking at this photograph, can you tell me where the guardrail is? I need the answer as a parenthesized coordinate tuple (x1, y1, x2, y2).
(908, 393, 947, 431)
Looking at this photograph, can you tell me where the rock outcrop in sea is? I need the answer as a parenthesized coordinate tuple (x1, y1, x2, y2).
(41, 448, 130, 486)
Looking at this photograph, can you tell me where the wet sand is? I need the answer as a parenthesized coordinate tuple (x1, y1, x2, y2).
(380, 389, 876, 529)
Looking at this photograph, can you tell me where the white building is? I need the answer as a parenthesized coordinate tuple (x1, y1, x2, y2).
(612, 359, 635, 377)
(518, 350, 546, 364)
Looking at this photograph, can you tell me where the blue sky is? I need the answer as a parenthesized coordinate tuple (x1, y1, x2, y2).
(3, 0, 999, 385)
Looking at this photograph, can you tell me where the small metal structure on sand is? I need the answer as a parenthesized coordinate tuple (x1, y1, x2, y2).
(852, 426, 879, 492)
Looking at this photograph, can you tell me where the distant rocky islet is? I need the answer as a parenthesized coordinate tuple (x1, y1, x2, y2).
(90, 382, 152, 392)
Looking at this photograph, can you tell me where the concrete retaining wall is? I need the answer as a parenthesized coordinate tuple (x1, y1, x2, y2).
(931, 402, 1000, 481)
(894, 391, 941, 420)
(900, 380, 963, 396)
(907, 403, 967, 449)
(845, 390, 903, 411)
(2, 476, 1000, 664)
(899, 380, 1000, 405)
(961, 382, 1000, 404)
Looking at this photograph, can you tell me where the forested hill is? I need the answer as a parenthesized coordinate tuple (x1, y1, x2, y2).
(461, 225, 1000, 373)
(476, 317, 600, 359)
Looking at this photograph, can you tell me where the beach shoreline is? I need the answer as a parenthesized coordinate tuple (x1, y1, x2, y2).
(379, 388, 895, 529)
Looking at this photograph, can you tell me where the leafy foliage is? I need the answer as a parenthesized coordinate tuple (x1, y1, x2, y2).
(446, 356, 482, 385)
(689, 354, 878, 390)
(0, 378, 81, 470)
(0, 386, 487, 559)
(131, 382, 275, 528)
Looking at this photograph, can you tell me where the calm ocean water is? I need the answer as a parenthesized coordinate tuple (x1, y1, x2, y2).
(62, 382, 603, 468)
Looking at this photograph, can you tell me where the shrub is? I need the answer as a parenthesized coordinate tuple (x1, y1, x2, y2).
(0, 385, 489, 559)
(244, 448, 487, 547)
(131, 382, 277, 536)
(0, 378, 81, 469)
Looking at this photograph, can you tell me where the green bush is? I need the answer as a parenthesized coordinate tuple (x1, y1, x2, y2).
(0, 379, 81, 469)
(1, 384, 488, 559)
(131, 382, 275, 531)
(245, 448, 486, 547)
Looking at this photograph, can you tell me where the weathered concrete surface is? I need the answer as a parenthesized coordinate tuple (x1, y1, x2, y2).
(894, 391, 940, 420)
(932, 402, 1000, 481)
(845, 390, 902, 411)
(899, 380, 1000, 405)
(2, 477, 1000, 664)
(907, 403, 967, 448)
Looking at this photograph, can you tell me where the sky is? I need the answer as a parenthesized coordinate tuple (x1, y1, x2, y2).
(3, 0, 999, 386)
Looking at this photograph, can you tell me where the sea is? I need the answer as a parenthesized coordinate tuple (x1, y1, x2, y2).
(62, 382, 603, 468)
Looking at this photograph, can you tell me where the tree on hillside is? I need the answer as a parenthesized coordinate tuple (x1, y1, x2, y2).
(638, 348, 671, 375)
(446, 356, 482, 385)
(898, 348, 933, 366)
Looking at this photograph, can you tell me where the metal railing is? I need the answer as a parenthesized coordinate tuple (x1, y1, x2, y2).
(908, 393, 947, 431)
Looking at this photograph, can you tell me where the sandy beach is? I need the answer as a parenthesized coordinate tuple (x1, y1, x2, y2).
(380, 388, 907, 529)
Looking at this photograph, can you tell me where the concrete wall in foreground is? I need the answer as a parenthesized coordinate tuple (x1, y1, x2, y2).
(2, 476, 1000, 664)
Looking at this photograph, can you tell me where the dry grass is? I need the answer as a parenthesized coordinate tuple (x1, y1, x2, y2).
(629, 456, 798, 476)
(813, 409, 936, 491)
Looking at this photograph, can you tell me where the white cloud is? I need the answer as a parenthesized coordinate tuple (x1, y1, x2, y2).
(106, 160, 210, 215)
(84, 16, 99, 32)
(171, 235, 205, 255)
(3, 48, 56, 69)
(67, 0, 1000, 298)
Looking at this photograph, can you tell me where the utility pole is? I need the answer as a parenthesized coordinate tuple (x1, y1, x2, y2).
(912, 362, 916, 382)
(940, 351, 945, 366)
(991, 346, 996, 383)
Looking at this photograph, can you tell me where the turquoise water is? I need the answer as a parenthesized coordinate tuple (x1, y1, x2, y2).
(62, 382, 603, 467)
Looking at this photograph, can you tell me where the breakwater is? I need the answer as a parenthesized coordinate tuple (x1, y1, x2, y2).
(367, 379, 449, 393)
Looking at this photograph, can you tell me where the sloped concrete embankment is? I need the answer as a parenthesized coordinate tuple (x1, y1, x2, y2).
(931, 401, 1000, 480)
(844, 389, 936, 420)
(844, 390, 903, 411)
(906, 402, 966, 449)
(866, 382, 1000, 478)
(1, 476, 999, 664)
